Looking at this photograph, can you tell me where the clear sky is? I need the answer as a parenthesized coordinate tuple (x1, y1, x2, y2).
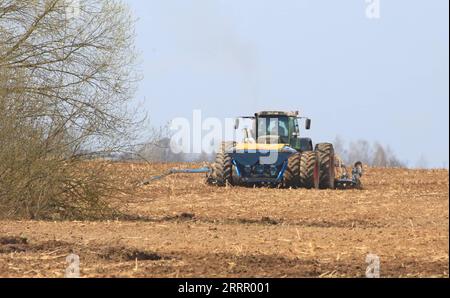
(126, 0, 449, 168)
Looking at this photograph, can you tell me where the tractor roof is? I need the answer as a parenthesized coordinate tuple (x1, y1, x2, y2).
(255, 111, 299, 117)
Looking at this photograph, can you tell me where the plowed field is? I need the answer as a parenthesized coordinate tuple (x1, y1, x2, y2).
(0, 163, 448, 277)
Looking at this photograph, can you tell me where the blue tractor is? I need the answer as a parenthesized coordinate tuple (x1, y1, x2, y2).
(207, 111, 362, 189)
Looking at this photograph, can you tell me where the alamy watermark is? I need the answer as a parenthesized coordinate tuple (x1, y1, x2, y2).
(65, 253, 80, 278)
(65, 0, 81, 20)
(365, 254, 380, 278)
(30, 0, 81, 20)
(168, 110, 303, 163)
(365, 0, 381, 19)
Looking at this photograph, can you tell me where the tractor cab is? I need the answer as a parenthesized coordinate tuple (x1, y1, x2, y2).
(237, 111, 312, 152)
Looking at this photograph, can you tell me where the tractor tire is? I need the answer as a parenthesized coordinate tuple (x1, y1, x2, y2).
(299, 151, 320, 189)
(283, 153, 301, 188)
(206, 142, 235, 186)
(315, 143, 335, 189)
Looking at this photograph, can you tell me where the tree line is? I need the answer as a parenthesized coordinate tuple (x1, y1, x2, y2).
(333, 137, 406, 168)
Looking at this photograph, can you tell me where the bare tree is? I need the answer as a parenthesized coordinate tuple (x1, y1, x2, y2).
(0, 0, 139, 154)
(372, 142, 388, 167)
(0, 0, 140, 219)
(384, 145, 405, 168)
(333, 136, 348, 162)
(334, 137, 406, 168)
(137, 125, 187, 162)
(347, 139, 371, 165)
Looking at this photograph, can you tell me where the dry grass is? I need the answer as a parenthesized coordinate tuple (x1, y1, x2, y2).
(0, 162, 448, 277)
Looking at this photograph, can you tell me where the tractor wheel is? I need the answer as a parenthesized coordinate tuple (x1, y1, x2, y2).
(283, 153, 301, 188)
(315, 143, 335, 189)
(207, 142, 235, 186)
(299, 151, 319, 189)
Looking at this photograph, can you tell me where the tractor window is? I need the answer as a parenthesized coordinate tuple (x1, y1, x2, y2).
(257, 117, 290, 143)
(289, 117, 299, 135)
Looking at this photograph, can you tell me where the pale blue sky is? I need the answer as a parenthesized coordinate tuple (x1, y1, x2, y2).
(127, 0, 449, 168)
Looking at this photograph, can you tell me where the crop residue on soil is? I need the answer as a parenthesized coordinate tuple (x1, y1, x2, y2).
(0, 163, 448, 277)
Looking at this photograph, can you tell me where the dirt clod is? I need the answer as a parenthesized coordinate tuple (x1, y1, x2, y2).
(0, 236, 27, 245)
(99, 247, 165, 261)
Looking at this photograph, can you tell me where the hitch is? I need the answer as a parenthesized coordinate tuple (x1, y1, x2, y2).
(141, 166, 211, 186)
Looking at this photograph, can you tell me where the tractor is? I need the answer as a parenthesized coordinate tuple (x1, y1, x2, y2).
(207, 111, 363, 189)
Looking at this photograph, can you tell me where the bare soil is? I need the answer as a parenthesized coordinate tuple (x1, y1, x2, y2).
(0, 163, 448, 277)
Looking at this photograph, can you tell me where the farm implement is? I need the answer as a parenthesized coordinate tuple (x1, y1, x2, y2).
(143, 110, 363, 190)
